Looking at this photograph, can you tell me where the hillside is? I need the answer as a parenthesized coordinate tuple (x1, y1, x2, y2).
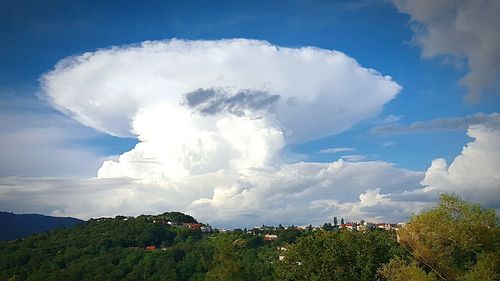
(0, 211, 400, 281)
(3, 196, 495, 281)
(0, 212, 83, 242)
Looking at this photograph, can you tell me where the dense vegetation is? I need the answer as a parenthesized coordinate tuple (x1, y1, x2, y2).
(379, 195, 500, 281)
(1, 196, 498, 281)
(0, 212, 82, 242)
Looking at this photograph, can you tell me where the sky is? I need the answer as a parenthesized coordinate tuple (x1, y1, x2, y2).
(0, 0, 499, 228)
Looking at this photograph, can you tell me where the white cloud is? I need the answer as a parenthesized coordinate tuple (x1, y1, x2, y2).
(41, 39, 400, 184)
(1, 119, 498, 226)
(420, 119, 500, 207)
(0, 160, 424, 226)
(393, 0, 500, 100)
(341, 154, 367, 162)
(319, 147, 355, 154)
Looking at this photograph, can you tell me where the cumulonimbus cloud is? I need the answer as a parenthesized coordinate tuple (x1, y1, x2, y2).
(41, 39, 401, 183)
(29, 38, 498, 226)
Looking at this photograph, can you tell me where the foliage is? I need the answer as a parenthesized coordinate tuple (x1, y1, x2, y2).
(273, 229, 403, 281)
(380, 194, 500, 281)
(0, 214, 277, 281)
(3, 195, 495, 281)
(378, 257, 438, 281)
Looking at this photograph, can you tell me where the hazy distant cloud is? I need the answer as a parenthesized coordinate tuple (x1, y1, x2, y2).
(393, 0, 500, 100)
(383, 141, 398, 147)
(319, 147, 355, 154)
(372, 112, 500, 134)
(184, 88, 280, 116)
(376, 114, 404, 125)
(0, 98, 103, 177)
(341, 154, 366, 162)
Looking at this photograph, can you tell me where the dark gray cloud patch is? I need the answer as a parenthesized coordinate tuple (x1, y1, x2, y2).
(184, 88, 280, 116)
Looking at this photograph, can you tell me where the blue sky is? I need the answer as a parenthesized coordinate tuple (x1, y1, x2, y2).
(0, 0, 498, 225)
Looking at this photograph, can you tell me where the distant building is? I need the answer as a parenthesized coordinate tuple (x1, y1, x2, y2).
(200, 225, 213, 234)
(340, 223, 356, 231)
(183, 223, 202, 230)
(264, 234, 278, 241)
(146, 246, 156, 250)
(375, 223, 398, 231)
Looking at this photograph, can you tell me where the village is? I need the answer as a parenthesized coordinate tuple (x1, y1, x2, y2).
(119, 213, 404, 250)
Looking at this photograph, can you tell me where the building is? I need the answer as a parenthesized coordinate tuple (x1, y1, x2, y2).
(264, 234, 278, 241)
(146, 246, 156, 250)
(183, 223, 202, 230)
(340, 223, 356, 231)
(200, 225, 213, 234)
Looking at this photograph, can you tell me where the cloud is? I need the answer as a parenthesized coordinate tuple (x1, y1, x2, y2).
(0, 160, 424, 226)
(1, 120, 498, 226)
(372, 112, 499, 133)
(383, 141, 398, 147)
(319, 147, 355, 154)
(183, 88, 280, 116)
(3, 39, 494, 227)
(420, 118, 500, 208)
(392, 0, 500, 100)
(341, 154, 367, 162)
(41, 39, 400, 184)
(0, 98, 104, 177)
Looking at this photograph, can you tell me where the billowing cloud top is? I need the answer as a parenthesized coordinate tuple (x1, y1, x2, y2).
(42, 39, 399, 141)
(41, 39, 400, 182)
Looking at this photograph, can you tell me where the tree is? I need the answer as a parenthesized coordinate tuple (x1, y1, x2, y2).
(274, 230, 402, 281)
(333, 216, 338, 226)
(340, 218, 344, 225)
(379, 194, 499, 281)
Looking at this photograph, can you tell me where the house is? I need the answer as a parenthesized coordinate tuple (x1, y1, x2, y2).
(183, 223, 202, 230)
(340, 223, 356, 231)
(200, 225, 213, 234)
(146, 246, 156, 250)
(167, 220, 178, 226)
(264, 234, 278, 241)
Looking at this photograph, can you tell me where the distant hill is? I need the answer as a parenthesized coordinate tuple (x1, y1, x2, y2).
(0, 212, 83, 241)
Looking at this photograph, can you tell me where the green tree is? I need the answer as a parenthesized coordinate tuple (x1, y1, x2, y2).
(274, 230, 402, 281)
(380, 194, 499, 281)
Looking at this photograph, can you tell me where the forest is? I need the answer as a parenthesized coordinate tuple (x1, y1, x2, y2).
(0, 195, 498, 281)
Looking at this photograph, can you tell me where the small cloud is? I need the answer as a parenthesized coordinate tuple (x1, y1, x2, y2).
(372, 112, 500, 134)
(383, 141, 398, 147)
(341, 154, 366, 162)
(319, 147, 355, 154)
(377, 114, 404, 125)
